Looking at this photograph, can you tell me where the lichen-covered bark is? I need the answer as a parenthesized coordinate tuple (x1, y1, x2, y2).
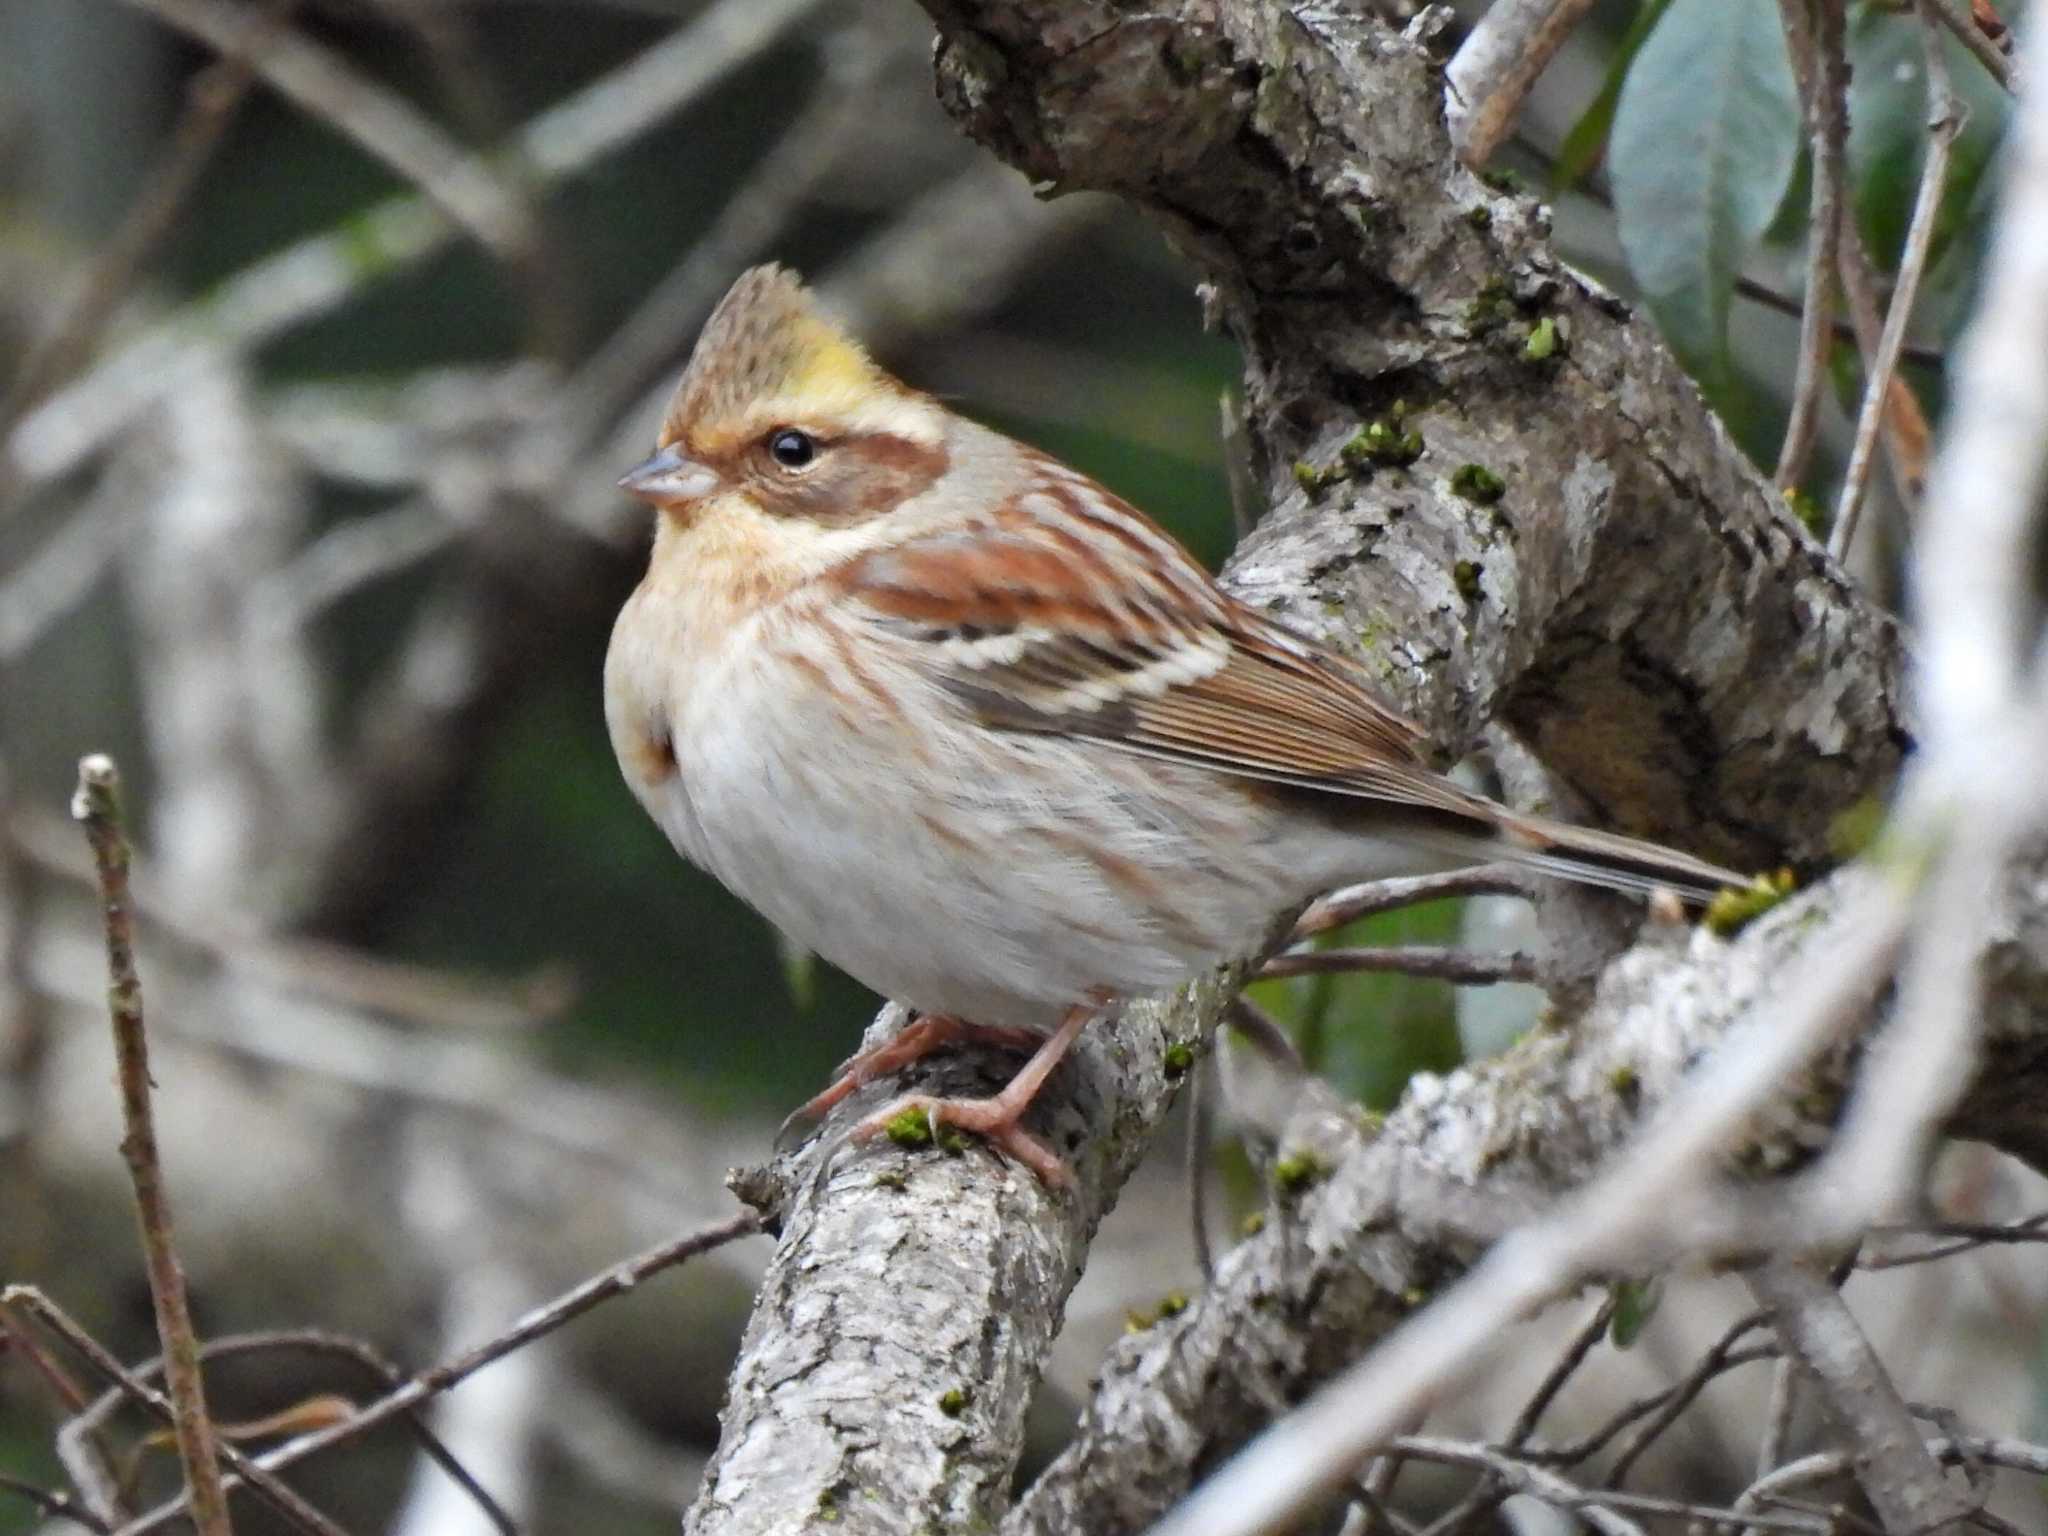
(1001, 851, 2048, 1535)
(680, 6, 1931, 1535)
(682, 976, 1238, 1536)
(926, 1, 1908, 864)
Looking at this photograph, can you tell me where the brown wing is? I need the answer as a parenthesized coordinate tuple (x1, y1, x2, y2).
(827, 474, 1484, 822)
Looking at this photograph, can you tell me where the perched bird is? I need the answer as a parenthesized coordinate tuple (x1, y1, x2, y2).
(605, 265, 1739, 1186)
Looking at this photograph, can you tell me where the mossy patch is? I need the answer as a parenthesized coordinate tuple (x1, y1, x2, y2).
(1704, 869, 1798, 937)
(1342, 418, 1426, 468)
(1272, 1151, 1327, 1196)
(1449, 463, 1507, 504)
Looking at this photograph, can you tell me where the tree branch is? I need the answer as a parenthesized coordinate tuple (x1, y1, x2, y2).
(677, 4, 1938, 1534)
(921, 0, 1906, 866)
(1012, 848, 2048, 1536)
(69, 757, 233, 1536)
(1746, 1260, 1970, 1533)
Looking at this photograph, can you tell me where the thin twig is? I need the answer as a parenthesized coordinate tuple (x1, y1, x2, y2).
(1735, 274, 1946, 369)
(1831, 10, 1965, 559)
(67, 1329, 517, 1536)
(1740, 1435, 2048, 1511)
(368, 0, 574, 359)
(1505, 1293, 1617, 1448)
(1187, 1045, 1216, 1283)
(1748, 1260, 1970, 1531)
(1859, 1210, 2048, 1267)
(0, 497, 129, 665)
(1, 1287, 347, 1536)
(1292, 866, 1532, 940)
(0, 1473, 108, 1534)
(0, 7, 277, 438)
(1774, 0, 1846, 493)
(0, 1294, 130, 1528)
(1754, 1358, 1801, 1483)
(115, 0, 543, 269)
(1920, 0, 2017, 90)
(69, 756, 233, 1536)
(1606, 1315, 1776, 1484)
(1257, 946, 1537, 986)
(1395, 1438, 1832, 1535)
(1226, 995, 1306, 1071)
(1445, 0, 1602, 168)
(6, 0, 830, 491)
(116, 1211, 765, 1536)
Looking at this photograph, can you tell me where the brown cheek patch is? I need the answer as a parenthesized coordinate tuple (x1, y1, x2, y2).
(755, 432, 947, 526)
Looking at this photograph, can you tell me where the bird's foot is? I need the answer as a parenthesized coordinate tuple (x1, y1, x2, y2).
(781, 1013, 1041, 1134)
(850, 1090, 1070, 1188)
(845, 1002, 1097, 1188)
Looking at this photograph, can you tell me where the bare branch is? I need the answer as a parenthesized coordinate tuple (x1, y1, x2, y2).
(1389, 1438, 1835, 1535)
(1502, 1294, 1616, 1450)
(0, 1294, 127, 1528)
(1390, 1438, 1646, 1536)
(1747, 1260, 1970, 1532)
(3, 1287, 345, 1536)
(1830, 7, 1964, 558)
(0, 495, 127, 665)
(1920, 0, 2018, 90)
(1773, 0, 1846, 494)
(1444, 0, 1600, 168)
(1292, 866, 1533, 940)
(115, 1210, 764, 1535)
(0, 1473, 109, 1535)
(5, 0, 830, 491)
(116, 0, 544, 272)
(68, 756, 233, 1536)
(1257, 946, 1538, 986)
(1740, 1435, 2048, 1511)
(64, 1329, 519, 1536)
(0, 5, 271, 438)
(1603, 1312, 1776, 1483)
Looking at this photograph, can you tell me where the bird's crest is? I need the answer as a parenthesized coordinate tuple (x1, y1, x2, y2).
(663, 265, 889, 446)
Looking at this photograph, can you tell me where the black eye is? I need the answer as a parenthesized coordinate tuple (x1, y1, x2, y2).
(768, 429, 816, 469)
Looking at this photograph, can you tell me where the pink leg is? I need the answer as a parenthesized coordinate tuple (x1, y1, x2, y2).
(848, 1002, 1097, 1188)
(784, 1013, 1042, 1126)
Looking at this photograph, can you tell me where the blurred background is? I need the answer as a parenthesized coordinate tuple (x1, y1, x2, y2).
(1, 1, 2039, 1533)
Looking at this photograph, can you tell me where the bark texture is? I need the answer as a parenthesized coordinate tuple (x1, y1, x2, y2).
(684, 975, 1240, 1535)
(927, 0, 1908, 865)
(680, 5, 1941, 1535)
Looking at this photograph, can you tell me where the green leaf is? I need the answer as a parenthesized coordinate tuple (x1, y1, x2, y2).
(1553, 0, 1678, 191)
(1846, 8, 2010, 280)
(1608, 1277, 1664, 1349)
(1610, 0, 1802, 376)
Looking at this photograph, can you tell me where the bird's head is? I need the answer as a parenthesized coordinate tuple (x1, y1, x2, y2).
(619, 265, 951, 532)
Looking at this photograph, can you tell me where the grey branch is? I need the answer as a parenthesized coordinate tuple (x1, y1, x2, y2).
(1746, 1260, 1971, 1533)
(1444, 0, 1600, 168)
(674, 4, 1939, 1534)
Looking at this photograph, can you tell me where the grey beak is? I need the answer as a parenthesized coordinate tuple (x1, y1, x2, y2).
(618, 443, 720, 503)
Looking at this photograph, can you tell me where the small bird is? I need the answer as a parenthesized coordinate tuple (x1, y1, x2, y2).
(605, 265, 1740, 1186)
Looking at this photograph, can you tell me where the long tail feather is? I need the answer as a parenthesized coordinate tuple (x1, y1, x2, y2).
(1492, 811, 1743, 904)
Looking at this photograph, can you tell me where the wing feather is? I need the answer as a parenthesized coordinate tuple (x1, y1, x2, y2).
(823, 469, 1741, 900)
(827, 477, 1471, 816)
